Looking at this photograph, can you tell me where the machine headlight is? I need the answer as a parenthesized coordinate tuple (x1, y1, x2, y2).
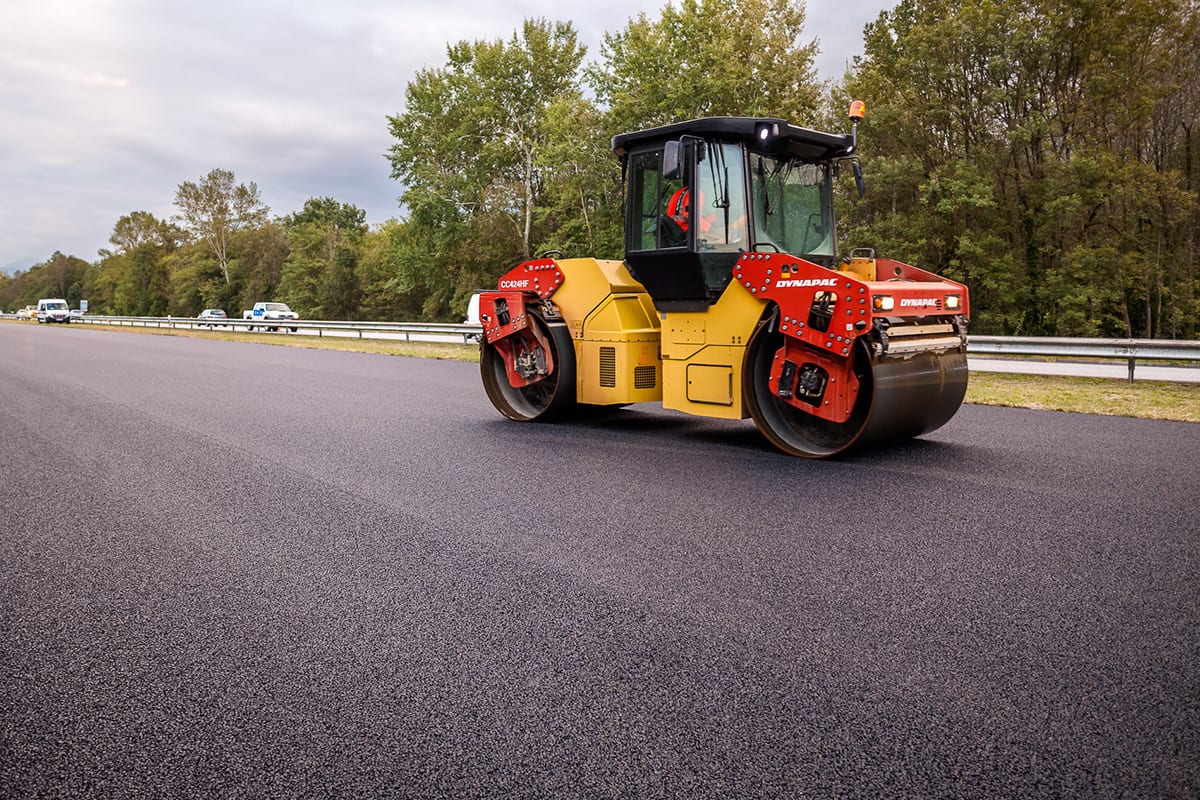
(872, 295, 895, 312)
(945, 294, 962, 310)
(755, 122, 780, 144)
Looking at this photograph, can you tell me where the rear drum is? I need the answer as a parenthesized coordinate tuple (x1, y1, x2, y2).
(480, 311, 576, 422)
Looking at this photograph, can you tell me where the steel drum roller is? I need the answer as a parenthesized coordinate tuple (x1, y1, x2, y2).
(745, 325, 969, 458)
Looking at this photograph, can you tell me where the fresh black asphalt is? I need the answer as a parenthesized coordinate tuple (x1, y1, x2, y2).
(1, 323, 1197, 798)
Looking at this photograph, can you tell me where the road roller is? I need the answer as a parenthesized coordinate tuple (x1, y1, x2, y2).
(478, 104, 969, 457)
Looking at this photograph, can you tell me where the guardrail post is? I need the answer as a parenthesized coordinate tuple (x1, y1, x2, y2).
(1128, 357, 1136, 383)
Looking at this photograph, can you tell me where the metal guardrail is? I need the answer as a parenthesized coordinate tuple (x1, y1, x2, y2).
(67, 314, 483, 344)
(967, 335, 1200, 381)
(4, 313, 1198, 381)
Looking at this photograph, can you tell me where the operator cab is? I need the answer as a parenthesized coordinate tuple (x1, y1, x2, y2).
(613, 117, 857, 312)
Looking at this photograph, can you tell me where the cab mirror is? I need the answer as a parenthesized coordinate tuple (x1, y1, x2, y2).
(662, 141, 683, 180)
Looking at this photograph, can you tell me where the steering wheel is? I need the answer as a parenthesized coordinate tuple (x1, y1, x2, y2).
(657, 215, 686, 248)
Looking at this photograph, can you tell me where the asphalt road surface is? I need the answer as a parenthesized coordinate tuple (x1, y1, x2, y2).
(2, 323, 1197, 799)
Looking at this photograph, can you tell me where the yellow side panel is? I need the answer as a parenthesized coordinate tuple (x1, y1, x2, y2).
(661, 283, 766, 420)
(662, 349, 743, 419)
(686, 364, 734, 406)
(553, 258, 663, 406)
(840, 258, 877, 282)
(669, 317, 706, 346)
(552, 258, 652, 339)
(586, 294, 658, 339)
(577, 339, 662, 406)
(549, 259, 771, 415)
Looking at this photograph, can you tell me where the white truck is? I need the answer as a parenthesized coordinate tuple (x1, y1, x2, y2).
(36, 298, 71, 324)
(243, 302, 299, 332)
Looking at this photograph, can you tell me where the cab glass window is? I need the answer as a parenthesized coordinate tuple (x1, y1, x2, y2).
(750, 156, 834, 258)
(628, 150, 686, 251)
(694, 142, 749, 254)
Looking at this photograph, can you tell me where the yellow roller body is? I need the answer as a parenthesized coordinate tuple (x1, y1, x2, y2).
(550, 258, 663, 407)
(658, 281, 765, 419)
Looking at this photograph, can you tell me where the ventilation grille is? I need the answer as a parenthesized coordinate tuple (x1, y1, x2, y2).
(634, 365, 657, 389)
(599, 347, 617, 387)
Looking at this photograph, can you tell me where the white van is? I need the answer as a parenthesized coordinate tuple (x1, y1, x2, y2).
(464, 292, 481, 325)
(36, 298, 71, 324)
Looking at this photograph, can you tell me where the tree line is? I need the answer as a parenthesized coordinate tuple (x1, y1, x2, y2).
(3, 0, 1197, 338)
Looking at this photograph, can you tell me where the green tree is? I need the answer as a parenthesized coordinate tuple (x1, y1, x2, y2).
(100, 212, 183, 316)
(320, 247, 362, 320)
(81, 255, 122, 314)
(112, 248, 168, 316)
(355, 220, 428, 321)
(109, 211, 184, 253)
(844, 0, 1199, 336)
(2, 253, 90, 309)
(278, 198, 367, 318)
(174, 168, 269, 286)
(230, 222, 289, 315)
(589, 0, 822, 133)
(163, 244, 222, 316)
(386, 18, 590, 318)
(534, 94, 625, 260)
(576, 0, 826, 273)
(42, 252, 90, 305)
(7, 252, 92, 308)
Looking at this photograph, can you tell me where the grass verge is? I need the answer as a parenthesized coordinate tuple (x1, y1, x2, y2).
(965, 372, 1199, 423)
(27, 320, 1200, 423)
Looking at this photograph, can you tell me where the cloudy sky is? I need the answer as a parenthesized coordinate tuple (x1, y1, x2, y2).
(1, 0, 889, 273)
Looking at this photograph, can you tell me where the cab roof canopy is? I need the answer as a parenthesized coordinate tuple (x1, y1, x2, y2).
(611, 116, 855, 162)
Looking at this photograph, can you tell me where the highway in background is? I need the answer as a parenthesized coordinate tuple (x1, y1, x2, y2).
(969, 356, 1200, 383)
(9, 313, 1200, 383)
(2, 323, 1197, 798)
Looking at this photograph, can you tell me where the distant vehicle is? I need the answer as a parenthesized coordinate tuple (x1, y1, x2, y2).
(464, 292, 482, 342)
(243, 302, 298, 332)
(70, 309, 84, 322)
(36, 298, 71, 324)
(464, 292, 481, 325)
(197, 308, 227, 327)
(17, 305, 37, 320)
